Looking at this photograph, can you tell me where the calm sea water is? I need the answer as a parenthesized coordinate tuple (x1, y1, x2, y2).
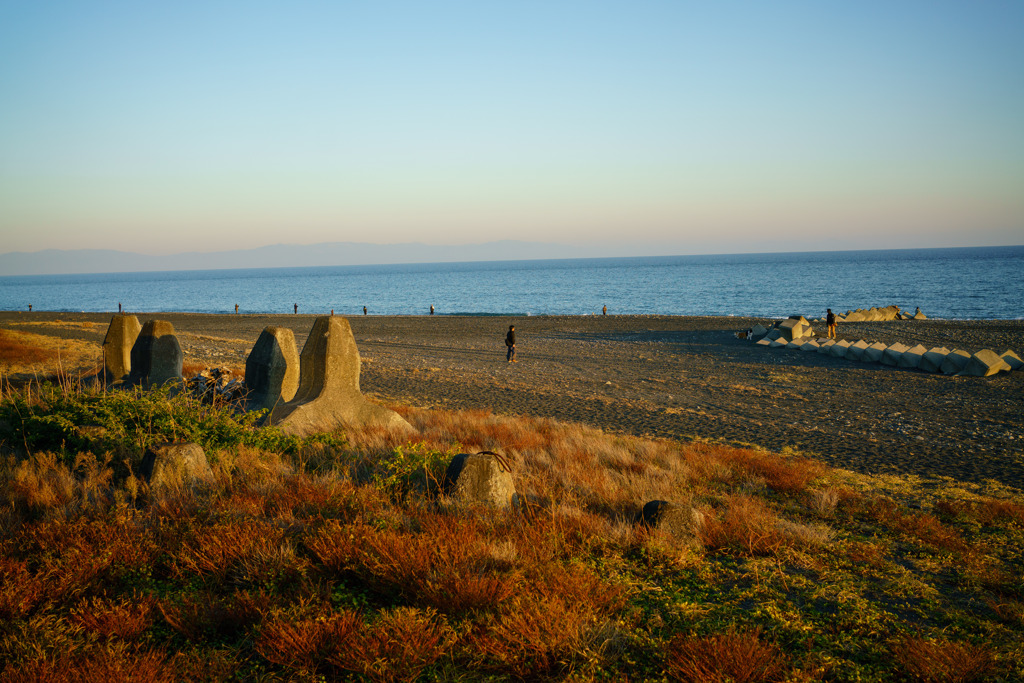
(1, 246, 1021, 320)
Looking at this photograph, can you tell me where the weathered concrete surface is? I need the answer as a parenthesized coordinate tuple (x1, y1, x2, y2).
(960, 349, 1012, 377)
(1001, 350, 1023, 371)
(881, 342, 910, 367)
(443, 452, 517, 508)
(845, 340, 869, 362)
(270, 316, 413, 437)
(897, 344, 928, 369)
(102, 314, 141, 382)
(919, 347, 951, 374)
(127, 320, 183, 389)
(940, 349, 972, 375)
(750, 323, 768, 339)
(816, 339, 836, 354)
(863, 342, 887, 363)
(779, 316, 812, 341)
(640, 500, 705, 545)
(140, 442, 213, 489)
(244, 326, 300, 413)
(829, 340, 851, 358)
(800, 340, 820, 352)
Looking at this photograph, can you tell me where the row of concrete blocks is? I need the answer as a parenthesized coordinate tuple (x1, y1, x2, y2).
(101, 314, 411, 437)
(812, 304, 927, 324)
(754, 334, 1022, 377)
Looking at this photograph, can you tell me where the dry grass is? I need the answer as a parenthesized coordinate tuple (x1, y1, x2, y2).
(666, 629, 787, 682)
(893, 636, 996, 682)
(0, 327, 100, 378)
(0, 377, 1021, 680)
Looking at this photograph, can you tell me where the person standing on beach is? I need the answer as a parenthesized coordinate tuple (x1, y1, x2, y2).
(603, 305, 607, 315)
(430, 305, 434, 315)
(363, 306, 367, 315)
(505, 325, 517, 363)
(294, 303, 298, 314)
(826, 308, 836, 339)
(235, 303, 239, 314)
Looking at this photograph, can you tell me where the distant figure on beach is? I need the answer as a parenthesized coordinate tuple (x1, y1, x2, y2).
(826, 308, 836, 339)
(430, 305, 434, 315)
(505, 325, 517, 363)
(294, 303, 298, 314)
(331, 309, 334, 316)
(603, 305, 607, 315)
(118, 302, 122, 313)
(235, 303, 239, 314)
(363, 306, 367, 315)
(28, 304, 32, 312)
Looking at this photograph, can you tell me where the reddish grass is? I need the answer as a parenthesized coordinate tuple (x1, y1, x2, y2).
(0, 646, 175, 683)
(171, 519, 288, 581)
(158, 590, 263, 643)
(469, 596, 595, 678)
(14, 516, 161, 604)
(713, 446, 828, 494)
(0, 557, 47, 620)
(68, 594, 157, 641)
(666, 629, 787, 683)
(893, 636, 996, 682)
(0, 329, 55, 366)
(306, 516, 520, 614)
(256, 609, 363, 672)
(257, 606, 454, 681)
(699, 494, 791, 557)
(937, 498, 1024, 526)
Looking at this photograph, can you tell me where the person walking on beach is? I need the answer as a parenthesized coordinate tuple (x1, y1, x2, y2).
(505, 325, 517, 363)
(826, 308, 836, 339)
(363, 306, 367, 315)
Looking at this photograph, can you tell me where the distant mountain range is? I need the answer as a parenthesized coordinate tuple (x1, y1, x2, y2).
(0, 240, 604, 276)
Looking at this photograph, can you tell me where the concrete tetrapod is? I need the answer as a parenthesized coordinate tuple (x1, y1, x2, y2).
(845, 340, 869, 362)
(244, 326, 300, 414)
(897, 344, 928, 370)
(1000, 350, 1023, 371)
(881, 342, 910, 367)
(269, 316, 414, 437)
(918, 347, 951, 374)
(960, 350, 1012, 377)
(940, 349, 972, 375)
(101, 314, 141, 383)
(863, 342, 887, 363)
(127, 320, 183, 389)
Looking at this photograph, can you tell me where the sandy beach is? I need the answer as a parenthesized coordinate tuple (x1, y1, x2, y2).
(2, 310, 1023, 491)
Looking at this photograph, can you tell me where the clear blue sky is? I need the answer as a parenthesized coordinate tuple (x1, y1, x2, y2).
(1, 1, 1022, 257)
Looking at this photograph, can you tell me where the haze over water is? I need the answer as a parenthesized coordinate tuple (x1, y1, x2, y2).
(2, 247, 1021, 320)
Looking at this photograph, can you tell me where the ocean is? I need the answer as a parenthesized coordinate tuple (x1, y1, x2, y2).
(1, 246, 1022, 320)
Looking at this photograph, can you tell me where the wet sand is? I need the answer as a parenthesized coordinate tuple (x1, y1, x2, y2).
(3, 311, 1023, 491)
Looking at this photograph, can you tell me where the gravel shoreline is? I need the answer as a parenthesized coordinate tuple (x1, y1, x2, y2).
(3, 311, 1023, 492)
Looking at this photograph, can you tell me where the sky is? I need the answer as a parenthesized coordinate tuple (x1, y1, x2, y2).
(1, 1, 1022, 260)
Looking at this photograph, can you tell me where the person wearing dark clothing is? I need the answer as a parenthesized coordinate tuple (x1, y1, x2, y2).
(505, 325, 517, 362)
(363, 306, 368, 315)
(294, 303, 298, 314)
(826, 308, 836, 339)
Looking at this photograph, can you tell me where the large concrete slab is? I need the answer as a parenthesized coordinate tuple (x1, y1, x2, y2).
(244, 326, 300, 413)
(270, 316, 414, 437)
(102, 314, 141, 383)
(127, 320, 183, 389)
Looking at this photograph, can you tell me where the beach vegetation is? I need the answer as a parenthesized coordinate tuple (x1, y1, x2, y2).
(0, 377, 1022, 681)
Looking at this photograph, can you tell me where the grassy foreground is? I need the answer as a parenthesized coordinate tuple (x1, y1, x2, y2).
(0, 373, 1022, 682)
